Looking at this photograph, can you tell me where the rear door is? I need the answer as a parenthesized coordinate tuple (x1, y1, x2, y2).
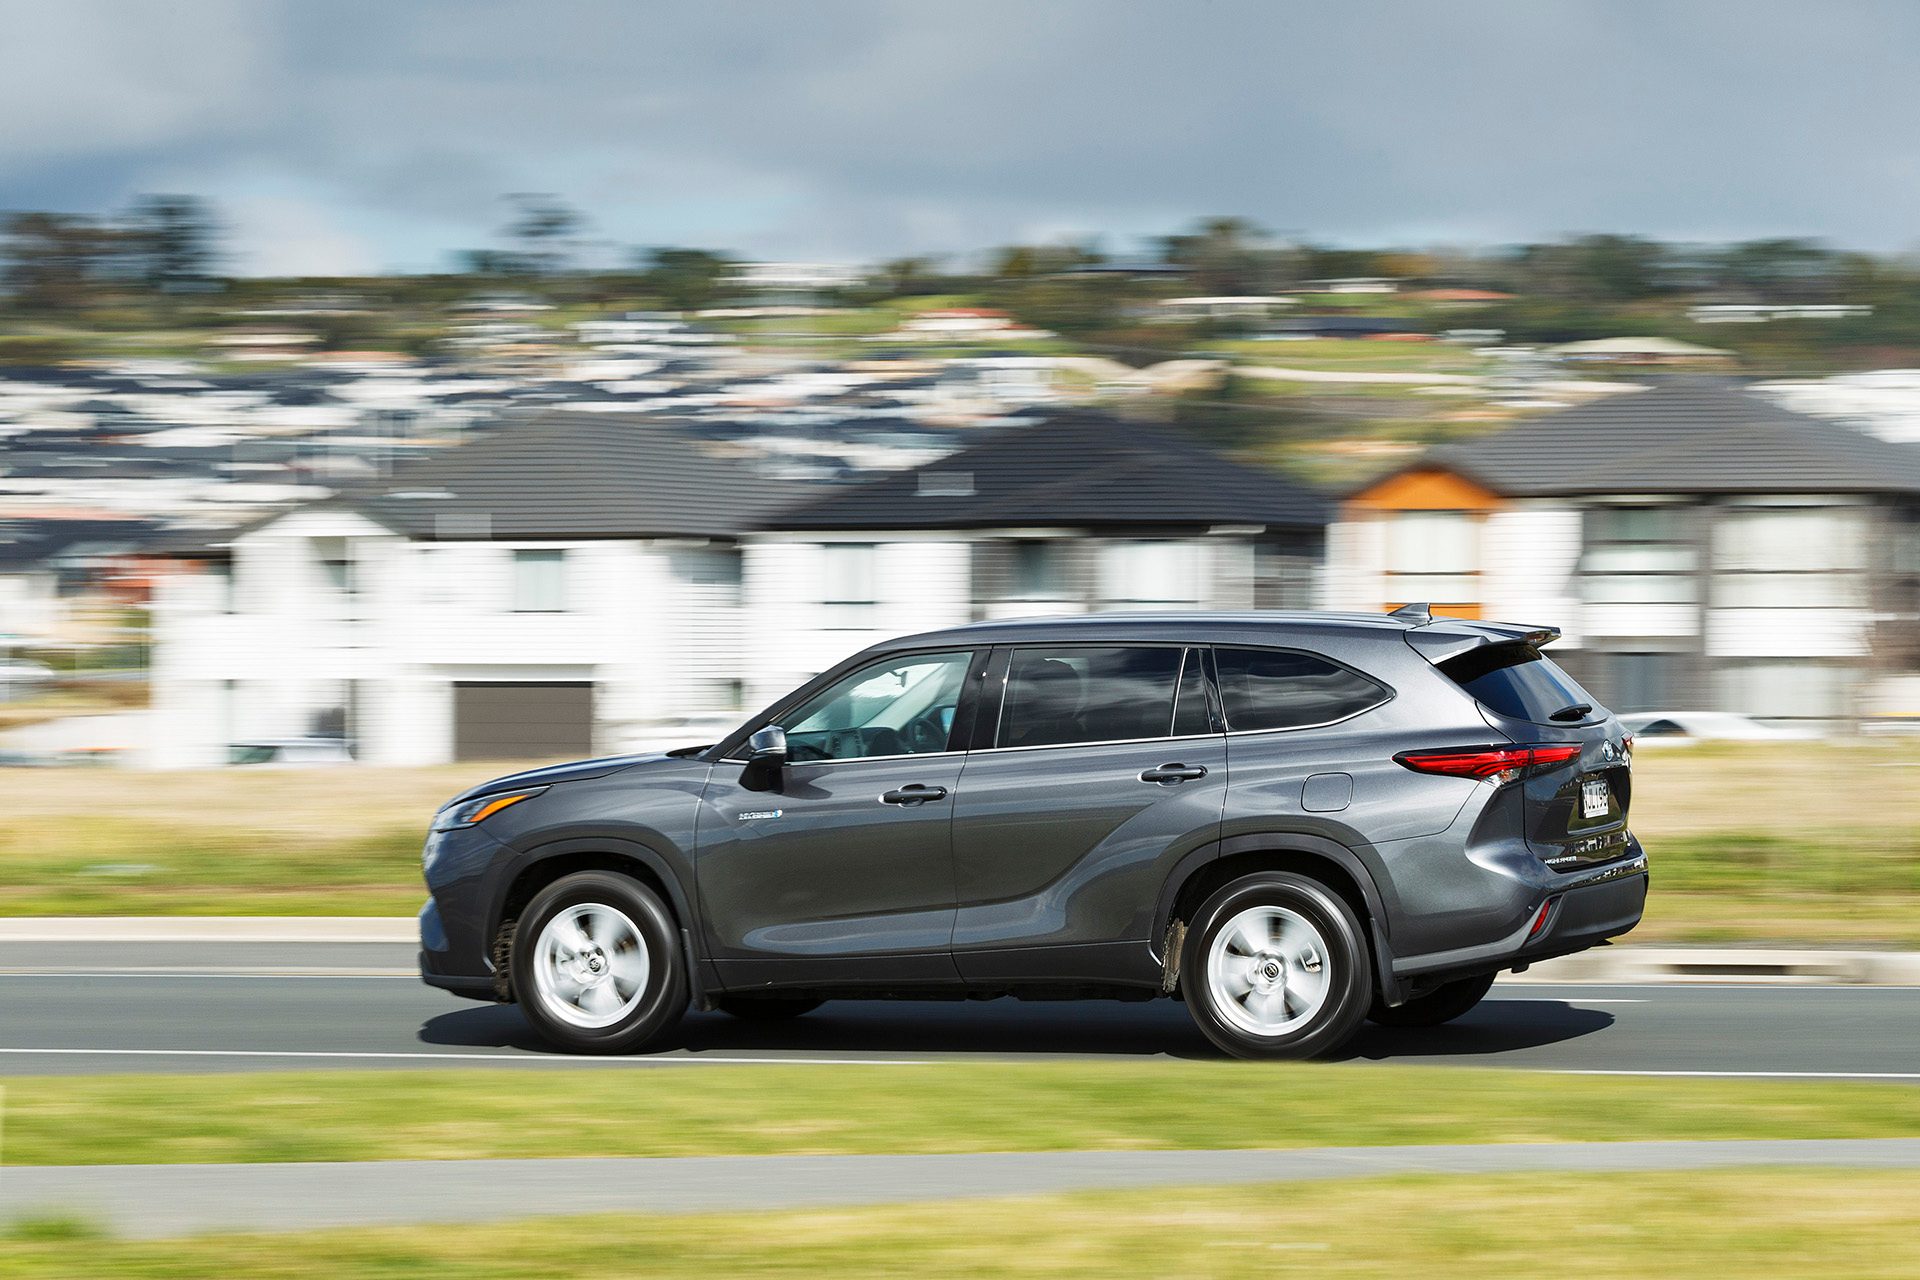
(948, 644, 1226, 982)
(1437, 641, 1634, 869)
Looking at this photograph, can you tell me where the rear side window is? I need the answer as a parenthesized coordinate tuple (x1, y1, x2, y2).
(1214, 647, 1389, 731)
(999, 646, 1183, 748)
(1441, 643, 1597, 725)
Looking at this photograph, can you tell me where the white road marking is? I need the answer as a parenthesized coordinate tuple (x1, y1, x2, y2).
(1548, 1069, 1920, 1081)
(0, 1048, 925, 1066)
(0, 971, 414, 979)
(1489, 997, 1646, 1004)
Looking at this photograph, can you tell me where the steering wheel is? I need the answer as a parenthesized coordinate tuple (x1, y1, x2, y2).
(904, 714, 946, 753)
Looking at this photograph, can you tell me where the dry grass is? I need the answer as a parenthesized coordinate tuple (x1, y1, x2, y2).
(2, 742, 1918, 939)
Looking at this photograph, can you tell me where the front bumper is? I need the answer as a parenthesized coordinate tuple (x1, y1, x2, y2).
(418, 822, 515, 1000)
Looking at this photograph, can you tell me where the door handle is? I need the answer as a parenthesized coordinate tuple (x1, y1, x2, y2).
(1140, 763, 1208, 785)
(880, 784, 949, 805)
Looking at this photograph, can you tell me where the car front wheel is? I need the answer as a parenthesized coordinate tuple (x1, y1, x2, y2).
(1181, 871, 1373, 1060)
(512, 870, 688, 1054)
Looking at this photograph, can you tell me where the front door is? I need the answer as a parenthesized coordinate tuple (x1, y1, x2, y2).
(949, 644, 1227, 984)
(696, 648, 979, 988)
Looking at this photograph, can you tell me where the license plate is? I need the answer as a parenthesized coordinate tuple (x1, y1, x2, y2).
(1580, 777, 1611, 819)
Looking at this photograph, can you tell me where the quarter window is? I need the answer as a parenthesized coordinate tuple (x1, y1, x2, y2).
(998, 646, 1184, 748)
(783, 651, 972, 761)
(1213, 647, 1389, 731)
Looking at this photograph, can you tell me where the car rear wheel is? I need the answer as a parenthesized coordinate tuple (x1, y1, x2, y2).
(1181, 872, 1372, 1060)
(1367, 972, 1496, 1027)
(714, 995, 824, 1020)
(512, 871, 688, 1054)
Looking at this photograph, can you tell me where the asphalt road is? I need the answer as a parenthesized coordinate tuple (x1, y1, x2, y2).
(2, 942, 1917, 1078)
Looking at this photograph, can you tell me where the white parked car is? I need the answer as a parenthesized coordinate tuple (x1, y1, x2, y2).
(228, 739, 356, 766)
(1618, 711, 1821, 745)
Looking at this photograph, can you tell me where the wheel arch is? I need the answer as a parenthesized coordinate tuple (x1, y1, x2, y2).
(488, 836, 710, 1007)
(1154, 832, 1403, 1006)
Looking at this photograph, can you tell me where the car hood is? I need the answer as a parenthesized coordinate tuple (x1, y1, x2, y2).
(445, 753, 680, 806)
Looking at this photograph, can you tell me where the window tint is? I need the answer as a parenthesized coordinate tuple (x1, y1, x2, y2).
(1214, 647, 1388, 731)
(1441, 643, 1597, 725)
(999, 646, 1183, 748)
(784, 651, 972, 761)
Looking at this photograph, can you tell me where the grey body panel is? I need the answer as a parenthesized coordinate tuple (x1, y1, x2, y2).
(949, 735, 1226, 983)
(695, 755, 965, 986)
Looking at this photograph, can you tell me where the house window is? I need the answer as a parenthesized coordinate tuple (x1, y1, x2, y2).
(821, 543, 877, 628)
(1713, 507, 1865, 608)
(1099, 541, 1202, 609)
(512, 549, 567, 613)
(1010, 540, 1066, 600)
(1383, 511, 1478, 605)
(1583, 507, 1696, 604)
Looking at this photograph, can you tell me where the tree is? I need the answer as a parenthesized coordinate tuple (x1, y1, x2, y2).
(1161, 217, 1287, 294)
(126, 194, 220, 292)
(1, 211, 117, 311)
(502, 193, 581, 275)
(876, 255, 946, 297)
(640, 247, 733, 311)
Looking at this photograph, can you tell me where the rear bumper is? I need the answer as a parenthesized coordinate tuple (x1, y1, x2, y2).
(1391, 839, 1648, 989)
(1510, 858, 1648, 966)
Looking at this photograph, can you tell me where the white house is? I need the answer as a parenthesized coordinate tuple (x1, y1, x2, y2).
(1326, 379, 1920, 722)
(743, 412, 1330, 709)
(150, 414, 796, 766)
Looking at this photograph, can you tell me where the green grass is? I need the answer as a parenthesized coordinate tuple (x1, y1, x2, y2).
(5, 1062, 1920, 1167)
(5, 1172, 1919, 1276)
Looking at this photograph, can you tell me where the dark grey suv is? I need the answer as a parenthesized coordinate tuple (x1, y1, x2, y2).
(419, 609, 1647, 1059)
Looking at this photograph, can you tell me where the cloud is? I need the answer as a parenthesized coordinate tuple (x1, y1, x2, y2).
(6, 0, 1920, 271)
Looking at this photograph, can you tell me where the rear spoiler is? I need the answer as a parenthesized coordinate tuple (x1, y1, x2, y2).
(1387, 605, 1561, 666)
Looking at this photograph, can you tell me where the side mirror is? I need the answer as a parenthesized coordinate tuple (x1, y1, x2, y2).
(746, 725, 789, 767)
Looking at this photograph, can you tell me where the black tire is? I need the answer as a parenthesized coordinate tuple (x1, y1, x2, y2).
(511, 870, 688, 1054)
(714, 995, 825, 1020)
(1367, 972, 1496, 1028)
(1180, 871, 1373, 1060)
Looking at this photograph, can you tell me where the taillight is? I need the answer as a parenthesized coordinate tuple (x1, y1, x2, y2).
(1393, 743, 1582, 784)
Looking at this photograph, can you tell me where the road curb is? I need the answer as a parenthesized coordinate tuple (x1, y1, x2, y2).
(0, 917, 417, 944)
(1511, 946, 1920, 986)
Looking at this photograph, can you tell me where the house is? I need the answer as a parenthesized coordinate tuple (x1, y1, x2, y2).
(1326, 379, 1920, 722)
(743, 412, 1330, 706)
(149, 414, 800, 766)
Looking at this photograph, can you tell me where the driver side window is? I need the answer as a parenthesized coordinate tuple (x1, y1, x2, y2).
(782, 650, 974, 762)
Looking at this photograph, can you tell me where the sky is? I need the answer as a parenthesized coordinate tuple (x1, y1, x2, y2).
(6, 0, 1920, 275)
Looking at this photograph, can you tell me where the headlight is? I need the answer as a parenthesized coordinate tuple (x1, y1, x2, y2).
(432, 786, 547, 831)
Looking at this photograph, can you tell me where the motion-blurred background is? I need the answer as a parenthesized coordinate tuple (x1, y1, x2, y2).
(5, 4, 1920, 1274)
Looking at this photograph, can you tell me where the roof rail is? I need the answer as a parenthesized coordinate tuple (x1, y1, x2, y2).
(1386, 602, 1432, 624)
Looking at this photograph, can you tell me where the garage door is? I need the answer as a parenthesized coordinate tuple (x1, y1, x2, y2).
(453, 682, 593, 761)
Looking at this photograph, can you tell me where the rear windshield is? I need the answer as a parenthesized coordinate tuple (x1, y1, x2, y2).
(1440, 643, 1598, 725)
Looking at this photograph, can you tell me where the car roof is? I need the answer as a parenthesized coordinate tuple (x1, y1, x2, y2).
(876, 610, 1447, 652)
